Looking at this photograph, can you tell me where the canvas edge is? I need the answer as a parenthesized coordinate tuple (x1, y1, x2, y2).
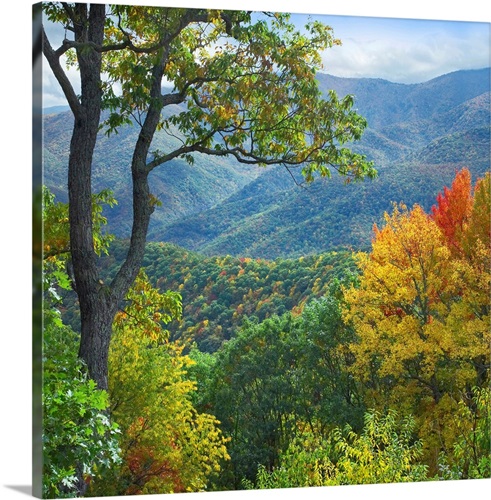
(33, 2, 44, 498)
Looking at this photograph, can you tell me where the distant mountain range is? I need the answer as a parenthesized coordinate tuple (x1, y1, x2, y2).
(43, 68, 490, 258)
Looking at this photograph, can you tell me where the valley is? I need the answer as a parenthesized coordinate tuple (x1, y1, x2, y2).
(43, 68, 490, 258)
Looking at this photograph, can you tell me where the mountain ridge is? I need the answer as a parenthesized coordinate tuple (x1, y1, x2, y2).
(43, 68, 491, 257)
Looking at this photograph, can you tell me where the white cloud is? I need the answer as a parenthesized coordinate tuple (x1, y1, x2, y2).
(42, 59, 80, 109)
(40, 2, 491, 107)
(317, 16, 490, 83)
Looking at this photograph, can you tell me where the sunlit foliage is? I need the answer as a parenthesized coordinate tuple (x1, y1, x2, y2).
(343, 169, 490, 473)
(94, 273, 230, 495)
(246, 409, 428, 489)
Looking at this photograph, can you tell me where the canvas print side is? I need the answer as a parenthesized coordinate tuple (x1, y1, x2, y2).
(33, 3, 44, 498)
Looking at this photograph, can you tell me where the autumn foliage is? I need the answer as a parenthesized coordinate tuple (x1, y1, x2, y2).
(431, 168, 474, 254)
(93, 273, 230, 495)
(343, 169, 490, 473)
(42, 169, 489, 494)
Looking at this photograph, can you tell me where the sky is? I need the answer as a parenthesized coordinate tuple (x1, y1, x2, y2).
(293, 14, 490, 84)
(39, 0, 491, 108)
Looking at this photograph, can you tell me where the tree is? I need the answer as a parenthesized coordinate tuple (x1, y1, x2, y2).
(344, 203, 458, 404)
(208, 314, 302, 488)
(203, 288, 365, 489)
(94, 272, 230, 495)
(42, 3, 375, 389)
(297, 276, 365, 432)
(343, 171, 490, 471)
(438, 386, 491, 479)
(434, 171, 491, 390)
(431, 167, 473, 256)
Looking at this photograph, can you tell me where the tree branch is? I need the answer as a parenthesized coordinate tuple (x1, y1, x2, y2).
(41, 26, 82, 119)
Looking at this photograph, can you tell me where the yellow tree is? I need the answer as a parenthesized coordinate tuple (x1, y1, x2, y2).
(92, 272, 229, 495)
(343, 171, 490, 472)
(344, 204, 458, 402)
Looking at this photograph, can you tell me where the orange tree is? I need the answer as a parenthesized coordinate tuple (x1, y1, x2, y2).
(343, 169, 490, 474)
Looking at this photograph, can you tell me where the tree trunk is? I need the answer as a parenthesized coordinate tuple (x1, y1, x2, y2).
(68, 3, 162, 389)
(44, 4, 172, 390)
(66, 4, 113, 390)
(78, 290, 117, 391)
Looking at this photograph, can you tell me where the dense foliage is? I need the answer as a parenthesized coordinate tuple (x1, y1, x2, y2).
(42, 194, 121, 497)
(200, 278, 365, 488)
(245, 410, 429, 489)
(42, 168, 489, 497)
(91, 273, 229, 495)
(42, 190, 228, 497)
(343, 168, 490, 473)
(181, 169, 490, 490)
(84, 239, 356, 352)
(42, 307, 121, 498)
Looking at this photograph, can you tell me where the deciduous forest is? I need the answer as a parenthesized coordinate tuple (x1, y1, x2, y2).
(42, 169, 490, 496)
(37, 3, 490, 498)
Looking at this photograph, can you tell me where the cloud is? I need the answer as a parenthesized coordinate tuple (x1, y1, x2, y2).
(41, 57, 81, 108)
(319, 18, 490, 83)
(40, 6, 490, 108)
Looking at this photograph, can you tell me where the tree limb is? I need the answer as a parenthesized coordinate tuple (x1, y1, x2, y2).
(41, 26, 82, 119)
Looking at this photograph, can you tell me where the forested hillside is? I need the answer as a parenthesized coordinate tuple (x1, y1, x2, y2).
(87, 240, 355, 352)
(156, 69, 490, 257)
(43, 105, 262, 237)
(43, 68, 490, 257)
(157, 158, 490, 258)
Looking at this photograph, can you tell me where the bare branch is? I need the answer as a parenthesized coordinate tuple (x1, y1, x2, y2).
(41, 26, 82, 119)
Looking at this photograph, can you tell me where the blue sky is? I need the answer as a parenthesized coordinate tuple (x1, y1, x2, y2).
(39, 0, 490, 107)
(291, 13, 490, 83)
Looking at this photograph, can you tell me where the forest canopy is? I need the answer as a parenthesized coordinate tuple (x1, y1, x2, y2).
(41, 168, 490, 495)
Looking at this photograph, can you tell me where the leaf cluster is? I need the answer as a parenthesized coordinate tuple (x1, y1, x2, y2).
(247, 409, 428, 489)
(42, 310, 121, 498)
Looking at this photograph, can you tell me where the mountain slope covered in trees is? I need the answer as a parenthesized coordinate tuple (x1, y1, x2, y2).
(157, 134, 490, 258)
(43, 105, 263, 237)
(62, 239, 356, 353)
(156, 69, 490, 257)
(43, 68, 490, 257)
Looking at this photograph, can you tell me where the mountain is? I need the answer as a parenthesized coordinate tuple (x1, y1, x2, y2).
(43, 107, 263, 237)
(317, 69, 490, 132)
(43, 68, 490, 256)
(43, 105, 70, 115)
(153, 69, 491, 258)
